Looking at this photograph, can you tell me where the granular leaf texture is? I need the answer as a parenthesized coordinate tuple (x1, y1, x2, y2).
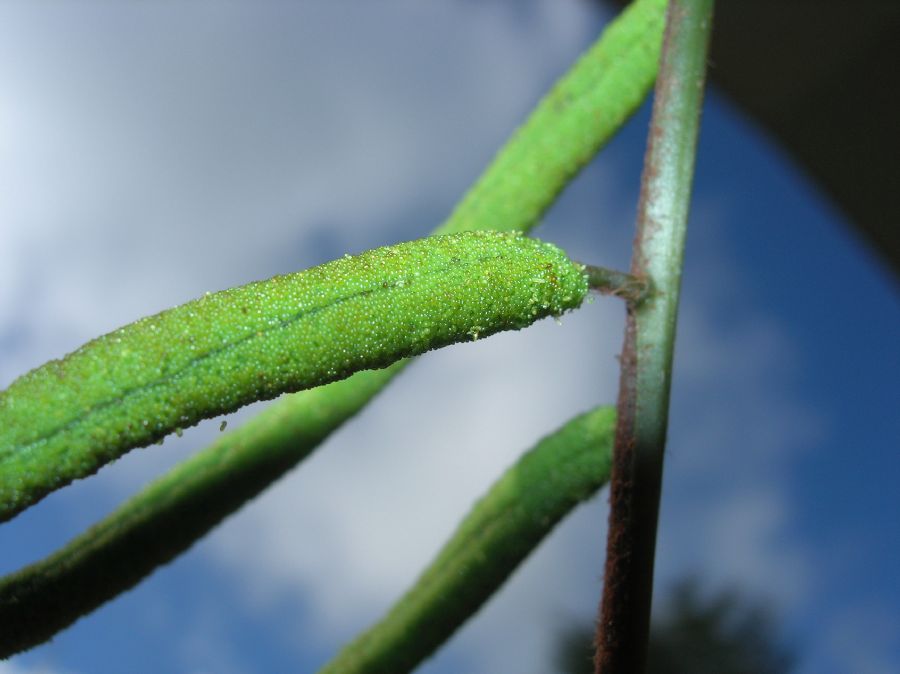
(0, 231, 588, 521)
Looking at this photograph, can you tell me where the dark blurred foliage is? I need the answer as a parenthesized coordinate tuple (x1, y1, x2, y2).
(555, 578, 795, 674)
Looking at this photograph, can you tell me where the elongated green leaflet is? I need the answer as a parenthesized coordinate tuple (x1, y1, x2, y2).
(435, 0, 667, 236)
(0, 232, 588, 522)
(320, 406, 615, 674)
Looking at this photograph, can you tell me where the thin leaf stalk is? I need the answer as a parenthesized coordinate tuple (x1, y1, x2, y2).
(595, 1, 714, 672)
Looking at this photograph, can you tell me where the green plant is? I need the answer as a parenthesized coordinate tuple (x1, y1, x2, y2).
(0, 0, 713, 670)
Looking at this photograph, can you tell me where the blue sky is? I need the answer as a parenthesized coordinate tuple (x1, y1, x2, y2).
(1, 2, 898, 673)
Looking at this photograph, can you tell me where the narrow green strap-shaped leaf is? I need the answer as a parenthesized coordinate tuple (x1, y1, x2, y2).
(0, 232, 588, 522)
(0, 0, 665, 655)
(436, 0, 667, 236)
(320, 406, 616, 674)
